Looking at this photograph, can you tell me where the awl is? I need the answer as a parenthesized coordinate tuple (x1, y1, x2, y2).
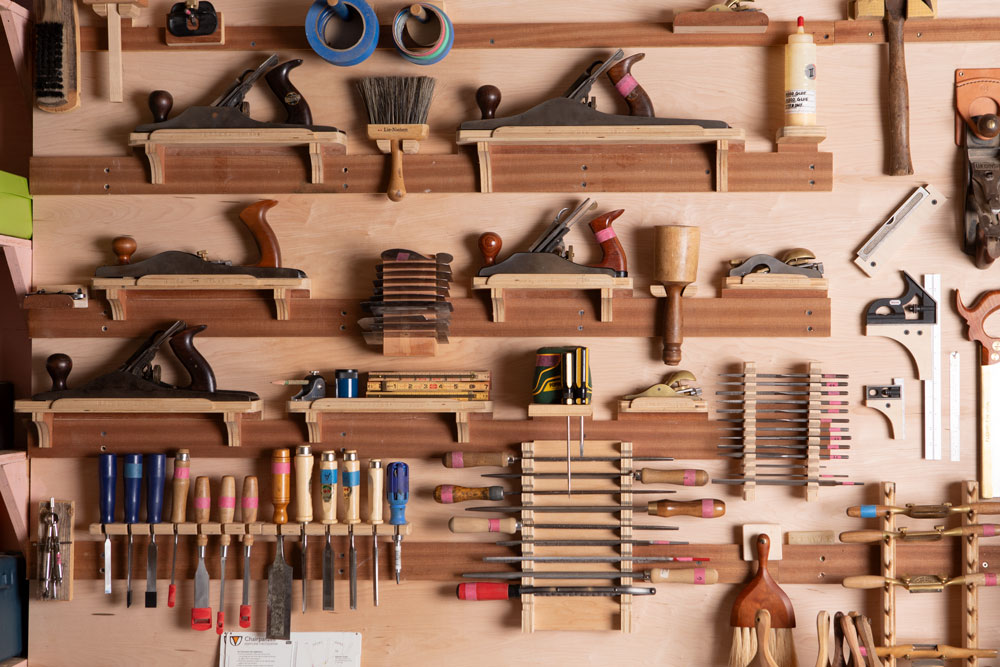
(240, 475, 258, 628)
(216, 475, 236, 634)
(191, 476, 212, 631)
(123, 453, 142, 608)
(387, 462, 409, 585)
(98, 453, 117, 596)
(294, 446, 314, 613)
(320, 452, 338, 611)
(144, 453, 165, 608)
(266, 448, 293, 640)
(167, 449, 190, 608)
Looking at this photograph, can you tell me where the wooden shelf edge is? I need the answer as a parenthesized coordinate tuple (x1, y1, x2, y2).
(0, 451, 28, 557)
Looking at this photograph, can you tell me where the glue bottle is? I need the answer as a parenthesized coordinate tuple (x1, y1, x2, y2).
(784, 16, 817, 126)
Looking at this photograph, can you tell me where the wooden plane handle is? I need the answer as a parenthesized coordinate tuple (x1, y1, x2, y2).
(478, 233, 502, 267)
(239, 199, 282, 269)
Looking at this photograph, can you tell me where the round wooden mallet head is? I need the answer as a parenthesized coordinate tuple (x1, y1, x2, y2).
(653, 225, 700, 285)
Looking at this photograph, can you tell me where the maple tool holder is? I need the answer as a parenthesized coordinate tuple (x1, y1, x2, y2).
(81, 0, 147, 103)
(653, 225, 699, 366)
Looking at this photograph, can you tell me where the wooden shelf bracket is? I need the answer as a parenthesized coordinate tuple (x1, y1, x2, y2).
(472, 275, 633, 323)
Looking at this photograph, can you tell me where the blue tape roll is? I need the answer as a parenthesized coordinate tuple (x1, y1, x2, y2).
(392, 3, 453, 66)
(306, 0, 379, 67)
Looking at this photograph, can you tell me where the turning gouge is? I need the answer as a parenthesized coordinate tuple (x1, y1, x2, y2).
(191, 476, 212, 630)
(99, 453, 117, 596)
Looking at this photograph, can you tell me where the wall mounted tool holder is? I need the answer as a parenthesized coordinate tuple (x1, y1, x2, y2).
(471, 275, 633, 323)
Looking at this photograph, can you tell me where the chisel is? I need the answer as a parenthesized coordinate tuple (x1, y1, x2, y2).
(442, 451, 675, 468)
(191, 476, 212, 630)
(342, 450, 361, 610)
(217, 475, 235, 634)
(144, 453, 165, 608)
(294, 446, 314, 614)
(98, 453, 117, 596)
(168, 450, 190, 608)
(266, 449, 292, 640)
(387, 462, 408, 585)
(466, 499, 726, 517)
(462, 568, 719, 583)
(123, 453, 142, 608)
(434, 485, 677, 503)
(368, 459, 384, 606)
(239, 475, 258, 628)
(320, 452, 338, 611)
(448, 517, 677, 533)
(458, 583, 654, 599)
(482, 469, 709, 485)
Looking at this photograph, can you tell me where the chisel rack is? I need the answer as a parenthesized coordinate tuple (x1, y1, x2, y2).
(89, 522, 413, 540)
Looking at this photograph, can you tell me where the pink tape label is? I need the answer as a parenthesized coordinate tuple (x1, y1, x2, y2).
(683, 470, 696, 486)
(615, 73, 639, 97)
(987, 573, 998, 587)
(174, 467, 190, 479)
(441, 485, 454, 504)
(593, 227, 616, 243)
(272, 462, 291, 474)
(242, 497, 259, 508)
(694, 568, 706, 585)
(394, 252, 411, 260)
(488, 518, 500, 532)
(452, 452, 464, 468)
(985, 524, 997, 537)
(193, 497, 210, 509)
(219, 497, 236, 508)
(464, 583, 478, 600)
(701, 499, 714, 518)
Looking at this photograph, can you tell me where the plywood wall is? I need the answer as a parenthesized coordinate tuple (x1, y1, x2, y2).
(25, 1, 1000, 664)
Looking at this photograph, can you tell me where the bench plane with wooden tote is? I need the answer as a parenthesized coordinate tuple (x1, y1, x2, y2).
(724, 249, 826, 292)
(955, 69, 1000, 268)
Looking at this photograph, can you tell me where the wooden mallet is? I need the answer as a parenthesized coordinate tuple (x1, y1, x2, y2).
(654, 225, 700, 366)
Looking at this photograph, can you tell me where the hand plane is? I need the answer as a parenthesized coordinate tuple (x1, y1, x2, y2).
(673, 0, 769, 34)
(167, 1, 219, 38)
(619, 371, 707, 413)
(477, 199, 627, 278)
(32, 321, 259, 402)
(725, 249, 825, 290)
(95, 200, 305, 280)
(955, 69, 1000, 268)
(459, 49, 730, 133)
(135, 55, 339, 133)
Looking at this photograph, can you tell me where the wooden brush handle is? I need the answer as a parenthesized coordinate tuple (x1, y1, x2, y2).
(449, 517, 518, 533)
(638, 468, 708, 486)
(647, 567, 718, 584)
(750, 609, 778, 667)
(388, 139, 406, 202)
(443, 451, 512, 468)
(814, 611, 830, 667)
(885, 7, 913, 176)
(435, 485, 504, 503)
(840, 613, 864, 665)
(647, 499, 724, 518)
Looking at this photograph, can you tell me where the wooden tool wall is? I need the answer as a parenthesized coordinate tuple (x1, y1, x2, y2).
(23, 0, 1000, 664)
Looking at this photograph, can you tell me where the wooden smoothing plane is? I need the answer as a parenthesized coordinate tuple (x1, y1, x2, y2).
(955, 69, 1000, 268)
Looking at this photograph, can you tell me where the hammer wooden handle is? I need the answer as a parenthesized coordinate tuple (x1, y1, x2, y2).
(885, 2, 913, 176)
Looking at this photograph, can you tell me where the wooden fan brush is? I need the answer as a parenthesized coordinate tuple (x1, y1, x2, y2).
(729, 534, 797, 667)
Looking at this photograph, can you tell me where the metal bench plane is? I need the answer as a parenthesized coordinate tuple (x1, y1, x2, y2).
(956, 69, 1000, 268)
(724, 249, 826, 291)
(31, 321, 259, 402)
(618, 370, 707, 414)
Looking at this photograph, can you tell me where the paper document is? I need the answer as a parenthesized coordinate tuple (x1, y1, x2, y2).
(220, 632, 361, 667)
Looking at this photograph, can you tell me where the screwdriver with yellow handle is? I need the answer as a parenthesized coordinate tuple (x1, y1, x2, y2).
(434, 485, 677, 503)
(442, 451, 674, 468)
(465, 498, 726, 517)
(482, 469, 709, 485)
(840, 524, 1000, 543)
(847, 502, 1000, 519)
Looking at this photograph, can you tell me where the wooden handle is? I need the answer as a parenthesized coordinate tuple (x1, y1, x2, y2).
(956, 291, 1000, 365)
(840, 614, 864, 665)
(750, 609, 778, 667)
(241, 476, 258, 547)
(476, 85, 501, 120)
(218, 475, 235, 547)
(639, 468, 708, 486)
(815, 611, 830, 667)
(443, 451, 512, 468)
(846, 504, 892, 518)
(319, 453, 338, 525)
(170, 450, 190, 523)
(342, 451, 360, 525)
(239, 200, 281, 269)
(293, 446, 313, 524)
(838, 529, 888, 543)
(194, 476, 210, 547)
(148, 90, 173, 123)
(648, 498, 724, 518)
(971, 501, 1000, 514)
(477, 233, 502, 268)
(663, 284, 685, 365)
(45, 354, 71, 392)
(647, 567, 718, 584)
(605, 53, 655, 118)
(842, 575, 888, 589)
(112, 236, 136, 265)
(272, 448, 290, 525)
(856, 615, 881, 667)
(885, 7, 913, 176)
(434, 485, 504, 503)
(387, 139, 406, 202)
(878, 645, 998, 659)
(587, 209, 627, 275)
(368, 460, 384, 524)
(448, 517, 519, 533)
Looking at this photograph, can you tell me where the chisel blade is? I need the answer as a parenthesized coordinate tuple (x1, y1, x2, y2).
(266, 537, 293, 640)
(241, 544, 251, 626)
(193, 553, 210, 610)
(104, 536, 112, 595)
(322, 534, 335, 611)
(144, 539, 157, 608)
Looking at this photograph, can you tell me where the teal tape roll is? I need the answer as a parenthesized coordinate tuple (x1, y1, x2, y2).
(392, 3, 454, 66)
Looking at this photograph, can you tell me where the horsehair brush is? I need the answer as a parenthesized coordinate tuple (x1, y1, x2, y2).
(729, 534, 797, 667)
(357, 75, 436, 202)
(35, 0, 81, 112)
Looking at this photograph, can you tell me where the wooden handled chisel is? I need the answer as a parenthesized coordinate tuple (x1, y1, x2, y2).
(217, 475, 235, 634)
(98, 453, 117, 596)
(168, 449, 190, 608)
(368, 460, 384, 606)
(266, 449, 292, 640)
(191, 476, 212, 630)
(342, 450, 361, 610)
(294, 446, 314, 614)
(123, 453, 142, 608)
(320, 452, 338, 611)
(240, 476, 258, 628)
(144, 453, 165, 608)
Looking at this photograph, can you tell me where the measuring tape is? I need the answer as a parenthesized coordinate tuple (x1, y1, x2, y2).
(305, 0, 379, 67)
(392, 3, 454, 65)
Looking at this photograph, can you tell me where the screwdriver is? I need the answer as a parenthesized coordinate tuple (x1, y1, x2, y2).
(123, 453, 142, 608)
(217, 475, 236, 634)
(342, 450, 361, 610)
(191, 476, 212, 631)
(482, 469, 709, 485)
(442, 451, 674, 468)
(466, 498, 727, 517)
(99, 453, 117, 596)
(387, 462, 409, 585)
(561, 349, 575, 494)
(320, 452, 338, 611)
(434, 485, 677, 503)
(240, 475, 258, 628)
(368, 459, 384, 606)
(458, 583, 654, 599)
(574, 346, 588, 457)
(294, 446, 314, 614)
(168, 449, 190, 608)
(144, 453, 166, 608)
(448, 518, 678, 534)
